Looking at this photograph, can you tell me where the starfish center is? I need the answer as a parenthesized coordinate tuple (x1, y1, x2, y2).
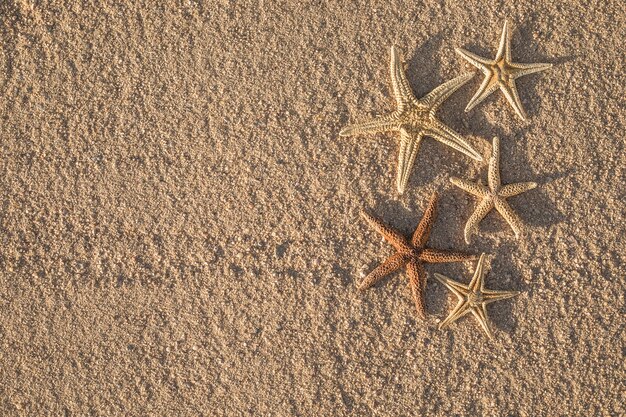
(493, 59, 510, 83)
(467, 291, 484, 307)
(405, 106, 433, 126)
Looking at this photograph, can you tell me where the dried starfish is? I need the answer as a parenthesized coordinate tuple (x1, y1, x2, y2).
(359, 192, 477, 318)
(435, 253, 519, 339)
(450, 137, 537, 243)
(341, 45, 482, 194)
(456, 20, 552, 120)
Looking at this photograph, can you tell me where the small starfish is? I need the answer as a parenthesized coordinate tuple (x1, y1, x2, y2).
(434, 253, 519, 339)
(456, 20, 552, 120)
(450, 136, 537, 243)
(359, 192, 477, 318)
(341, 45, 482, 194)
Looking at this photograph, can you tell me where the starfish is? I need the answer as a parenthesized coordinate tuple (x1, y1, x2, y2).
(434, 253, 519, 339)
(455, 20, 552, 120)
(359, 192, 477, 318)
(340, 45, 482, 194)
(450, 136, 537, 243)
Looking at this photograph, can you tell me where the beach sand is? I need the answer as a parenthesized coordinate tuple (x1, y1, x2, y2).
(0, 0, 623, 415)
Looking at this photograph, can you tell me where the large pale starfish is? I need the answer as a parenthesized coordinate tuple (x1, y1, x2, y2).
(341, 46, 482, 194)
(456, 20, 552, 120)
(450, 136, 537, 243)
(359, 192, 477, 318)
(434, 253, 519, 339)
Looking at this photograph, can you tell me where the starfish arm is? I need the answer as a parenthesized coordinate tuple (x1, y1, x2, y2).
(482, 288, 520, 304)
(427, 120, 483, 161)
(421, 72, 475, 113)
(360, 210, 411, 252)
(472, 305, 494, 339)
(419, 248, 477, 264)
(390, 45, 418, 111)
(396, 131, 423, 194)
(464, 73, 499, 112)
(496, 19, 511, 62)
(450, 176, 489, 197)
(407, 260, 427, 318)
(411, 191, 438, 247)
(493, 198, 526, 239)
(468, 253, 487, 292)
(463, 199, 494, 244)
(455, 47, 493, 69)
(358, 252, 407, 291)
(509, 61, 552, 79)
(488, 136, 501, 191)
(500, 79, 527, 120)
(439, 300, 472, 329)
(339, 113, 399, 137)
(433, 273, 469, 298)
(499, 181, 537, 197)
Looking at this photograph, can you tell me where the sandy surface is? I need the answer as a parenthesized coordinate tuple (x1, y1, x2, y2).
(0, 1, 624, 415)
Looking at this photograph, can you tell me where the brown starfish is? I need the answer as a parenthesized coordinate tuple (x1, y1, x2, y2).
(359, 192, 477, 318)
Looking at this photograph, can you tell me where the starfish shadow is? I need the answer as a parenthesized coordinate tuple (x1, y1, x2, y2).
(516, 20, 578, 68)
(367, 199, 418, 234)
(382, 139, 453, 193)
(456, 85, 505, 139)
(512, 21, 576, 118)
(451, 134, 566, 233)
(485, 245, 526, 335)
(500, 135, 567, 229)
(521, 182, 566, 228)
(432, 190, 478, 249)
(425, 261, 472, 313)
(405, 34, 446, 97)
(367, 193, 471, 251)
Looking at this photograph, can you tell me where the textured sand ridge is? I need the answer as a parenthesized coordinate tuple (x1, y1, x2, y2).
(0, 1, 624, 416)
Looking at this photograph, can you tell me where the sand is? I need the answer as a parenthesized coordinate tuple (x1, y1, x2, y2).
(0, 0, 623, 415)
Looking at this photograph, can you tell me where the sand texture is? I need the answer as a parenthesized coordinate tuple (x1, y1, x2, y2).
(0, 1, 624, 415)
